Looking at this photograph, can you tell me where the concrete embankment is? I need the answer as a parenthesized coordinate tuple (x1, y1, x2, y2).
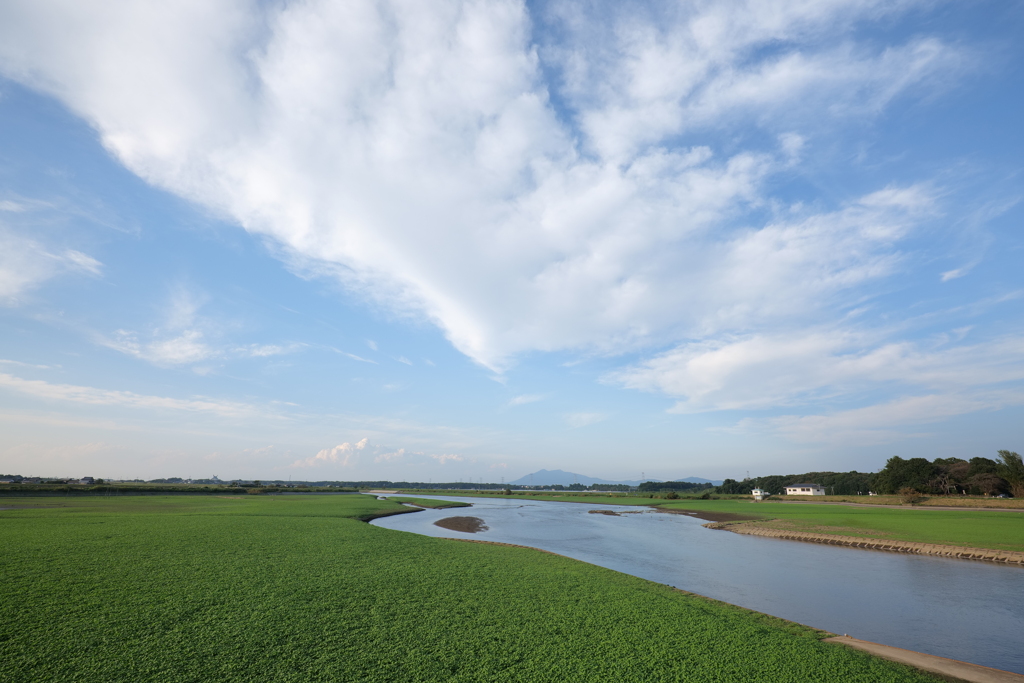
(825, 636, 1024, 683)
(703, 522, 1024, 565)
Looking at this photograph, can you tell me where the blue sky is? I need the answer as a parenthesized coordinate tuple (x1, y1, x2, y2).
(1, 0, 1022, 481)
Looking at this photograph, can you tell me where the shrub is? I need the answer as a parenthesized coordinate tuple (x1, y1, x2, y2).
(897, 487, 923, 505)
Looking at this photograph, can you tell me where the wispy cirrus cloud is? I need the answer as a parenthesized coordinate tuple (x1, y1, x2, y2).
(564, 412, 607, 428)
(734, 391, 1024, 445)
(611, 330, 1024, 415)
(0, 225, 102, 304)
(0, 372, 265, 418)
(99, 286, 307, 367)
(508, 394, 544, 406)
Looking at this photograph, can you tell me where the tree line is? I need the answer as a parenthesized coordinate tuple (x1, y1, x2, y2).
(706, 450, 1023, 497)
(873, 451, 1023, 497)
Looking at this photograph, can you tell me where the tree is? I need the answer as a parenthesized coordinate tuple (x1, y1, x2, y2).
(996, 451, 1024, 498)
(716, 479, 752, 495)
(874, 457, 937, 494)
(968, 472, 1008, 497)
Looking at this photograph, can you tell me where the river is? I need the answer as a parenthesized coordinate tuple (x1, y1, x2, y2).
(370, 495, 1024, 674)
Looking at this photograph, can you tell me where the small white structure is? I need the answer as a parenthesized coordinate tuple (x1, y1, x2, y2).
(785, 483, 825, 496)
(751, 488, 768, 501)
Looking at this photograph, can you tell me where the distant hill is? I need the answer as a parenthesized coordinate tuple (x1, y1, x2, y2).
(509, 469, 722, 487)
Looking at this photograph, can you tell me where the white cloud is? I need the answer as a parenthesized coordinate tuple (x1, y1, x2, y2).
(564, 412, 607, 428)
(430, 453, 463, 465)
(611, 330, 1024, 415)
(0, 200, 28, 212)
(97, 286, 215, 365)
(106, 328, 212, 366)
(0, 0, 964, 369)
(330, 347, 377, 364)
(0, 371, 263, 418)
(374, 448, 406, 463)
(238, 343, 305, 358)
(0, 226, 103, 304)
(101, 288, 303, 366)
(0, 359, 58, 370)
(941, 267, 970, 282)
(508, 393, 544, 406)
(293, 437, 369, 467)
(737, 391, 1024, 445)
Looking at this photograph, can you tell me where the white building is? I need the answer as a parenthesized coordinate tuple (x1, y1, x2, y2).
(751, 488, 768, 501)
(785, 483, 825, 496)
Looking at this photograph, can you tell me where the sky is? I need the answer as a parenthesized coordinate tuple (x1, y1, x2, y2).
(0, 0, 1022, 482)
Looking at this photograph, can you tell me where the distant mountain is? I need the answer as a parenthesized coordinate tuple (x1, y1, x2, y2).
(509, 469, 640, 486)
(509, 469, 722, 487)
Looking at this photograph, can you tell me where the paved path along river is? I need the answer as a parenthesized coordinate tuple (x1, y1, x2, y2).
(371, 495, 1024, 674)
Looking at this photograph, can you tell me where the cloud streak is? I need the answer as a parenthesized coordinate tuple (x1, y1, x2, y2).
(0, 225, 102, 304)
(0, 372, 264, 418)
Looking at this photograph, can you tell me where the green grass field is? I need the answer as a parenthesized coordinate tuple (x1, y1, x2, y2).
(0, 494, 944, 682)
(652, 499, 1024, 552)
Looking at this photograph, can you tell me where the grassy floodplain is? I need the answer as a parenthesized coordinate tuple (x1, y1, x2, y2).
(656, 499, 1024, 552)
(0, 494, 945, 682)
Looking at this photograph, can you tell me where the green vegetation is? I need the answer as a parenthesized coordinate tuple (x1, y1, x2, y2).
(638, 480, 715, 493)
(655, 499, 1024, 552)
(874, 452, 1024, 497)
(0, 495, 943, 682)
(717, 471, 876, 496)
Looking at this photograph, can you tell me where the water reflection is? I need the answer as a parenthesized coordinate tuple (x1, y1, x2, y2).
(371, 495, 1024, 674)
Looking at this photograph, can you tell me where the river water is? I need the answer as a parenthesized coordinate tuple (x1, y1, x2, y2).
(370, 495, 1024, 674)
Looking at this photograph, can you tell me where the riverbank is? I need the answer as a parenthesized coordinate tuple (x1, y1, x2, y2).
(654, 499, 1024, 553)
(704, 521, 1024, 565)
(826, 637, 1024, 683)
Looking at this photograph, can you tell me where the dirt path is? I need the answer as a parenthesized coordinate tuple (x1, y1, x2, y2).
(826, 636, 1024, 682)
